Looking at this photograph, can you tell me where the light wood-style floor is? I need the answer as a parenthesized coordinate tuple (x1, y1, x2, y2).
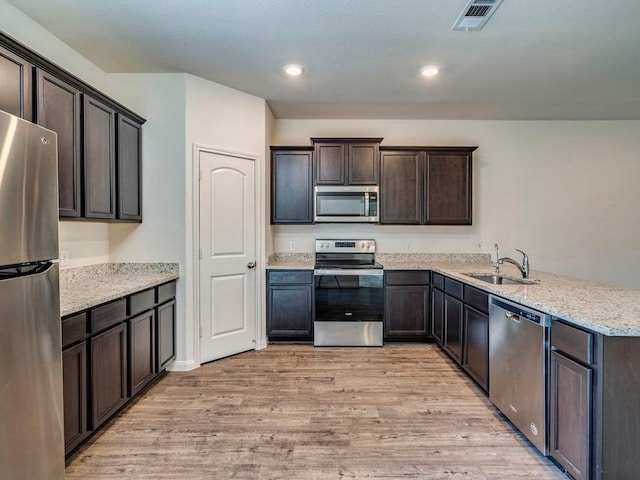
(66, 345, 566, 479)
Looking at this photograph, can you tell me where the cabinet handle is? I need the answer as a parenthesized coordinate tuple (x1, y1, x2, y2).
(247, 262, 256, 269)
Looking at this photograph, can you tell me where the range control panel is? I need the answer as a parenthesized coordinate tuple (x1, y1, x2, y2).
(315, 239, 376, 253)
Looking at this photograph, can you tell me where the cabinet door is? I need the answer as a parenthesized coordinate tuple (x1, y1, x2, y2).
(117, 114, 143, 221)
(424, 151, 472, 225)
(156, 300, 176, 371)
(83, 95, 116, 219)
(90, 322, 128, 429)
(431, 288, 444, 345)
(462, 306, 489, 391)
(271, 150, 313, 224)
(550, 351, 592, 480)
(384, 285, 430, 341)
(267, 285, 313, 340)
(0, 45, 32, 121)
(35, 69, 82, 217)
(62, 342, 87, 455)
(347, 143, 379, 184)
(444, 294, 464, 364)
(314, 143, 345, 184)
(128, 311, 156, 397)
(380, 151, 423, 224)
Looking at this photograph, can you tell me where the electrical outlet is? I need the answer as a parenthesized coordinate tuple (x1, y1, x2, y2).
(289, 241, 296, 251)
(60, 250, 69, 266)
(406, 240, 412, 251)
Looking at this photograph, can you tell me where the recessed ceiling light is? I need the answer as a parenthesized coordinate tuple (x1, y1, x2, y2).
(283, 64, 304, 77)
(421, 65, 440, 77)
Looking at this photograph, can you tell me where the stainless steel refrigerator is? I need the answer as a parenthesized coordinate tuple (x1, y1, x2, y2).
(0, 110, 65, 478)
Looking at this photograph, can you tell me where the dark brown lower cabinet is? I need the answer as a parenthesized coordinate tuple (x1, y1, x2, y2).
(62, 342, 87, 454)
(90, 322, 128, 430)
(462, 305, 489, 392)
(550, 350, 592, 480)
(157, 300, 177, 371)
(384, 286, 430, 341)
(443, 294, 463, 364)
(128, 311, 156, 397)
(267, 285, 313, 340)
(384, 270, 431, 342)
(63, 281, 177, 457)
(431, 288, 444, 345)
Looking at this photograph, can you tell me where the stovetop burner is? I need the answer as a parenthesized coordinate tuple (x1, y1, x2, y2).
(314, 239, 380, 270)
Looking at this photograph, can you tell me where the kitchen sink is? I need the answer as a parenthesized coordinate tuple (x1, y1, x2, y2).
(464, 273, 537, 285)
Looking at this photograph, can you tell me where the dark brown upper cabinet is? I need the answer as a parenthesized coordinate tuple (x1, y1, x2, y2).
(380, 147, 476, 225)
(117, 114, 143, 222)
(36, 69, 82, 218)
(1, 32, 146, 222)
(0, 44, 32, 121)
(312, 138, 382, 185)
(83, 95, 116, 220)
(424, 150, 473, 225)
(271, 147, 314, 224)
(380, 151, 423, 224)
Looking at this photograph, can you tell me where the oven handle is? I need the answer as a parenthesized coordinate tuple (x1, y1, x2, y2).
(314, 269, 383, 276)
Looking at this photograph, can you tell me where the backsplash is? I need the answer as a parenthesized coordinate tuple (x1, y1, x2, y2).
(268, 252, 491, 265)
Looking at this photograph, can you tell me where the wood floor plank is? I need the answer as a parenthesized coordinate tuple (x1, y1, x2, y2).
(66, 344, 566, 479)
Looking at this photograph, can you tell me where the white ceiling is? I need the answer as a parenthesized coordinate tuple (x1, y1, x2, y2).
(9, 0, 640, 120)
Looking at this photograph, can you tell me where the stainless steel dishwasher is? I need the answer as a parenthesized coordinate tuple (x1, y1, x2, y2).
(489, 296, 551, 455)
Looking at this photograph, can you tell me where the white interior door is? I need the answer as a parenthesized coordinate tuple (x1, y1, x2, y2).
(199, 150, 256, 363)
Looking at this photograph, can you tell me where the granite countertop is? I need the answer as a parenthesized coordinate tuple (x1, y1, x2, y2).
(267, 253, 640, 337)
(60, 263, 180, 317)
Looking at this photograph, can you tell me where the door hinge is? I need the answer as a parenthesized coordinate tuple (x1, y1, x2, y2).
(199, 248, 202, 259)
(199, 326, 203, 338)
(198, 169, 202, 181)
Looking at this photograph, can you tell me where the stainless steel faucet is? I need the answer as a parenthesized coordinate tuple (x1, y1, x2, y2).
(498, 249, 530, 278)
(493, 243, 500, 273)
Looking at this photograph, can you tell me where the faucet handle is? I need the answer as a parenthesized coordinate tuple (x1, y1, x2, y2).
(516, 249, 530, 277)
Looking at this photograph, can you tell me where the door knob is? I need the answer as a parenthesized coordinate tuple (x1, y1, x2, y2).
(247, 262, 256, 269)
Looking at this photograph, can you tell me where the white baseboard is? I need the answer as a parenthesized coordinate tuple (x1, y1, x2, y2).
(166, 359, 199, 372)
(255, 336, 268, 350)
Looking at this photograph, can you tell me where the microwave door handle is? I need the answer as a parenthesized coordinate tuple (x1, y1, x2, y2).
(364, 192, 370, 216)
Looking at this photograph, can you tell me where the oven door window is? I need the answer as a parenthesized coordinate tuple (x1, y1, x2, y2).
(314, 274, 383, 321)
(316, 193, 365, 216)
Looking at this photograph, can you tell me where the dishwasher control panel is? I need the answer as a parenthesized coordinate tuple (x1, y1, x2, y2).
(490, 297, 547, 325)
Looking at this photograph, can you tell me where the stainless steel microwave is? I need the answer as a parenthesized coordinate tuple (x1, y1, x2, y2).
(314, 185, 379, 223)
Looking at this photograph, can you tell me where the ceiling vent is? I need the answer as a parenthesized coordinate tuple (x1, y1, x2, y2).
(452, 0, 503, 31)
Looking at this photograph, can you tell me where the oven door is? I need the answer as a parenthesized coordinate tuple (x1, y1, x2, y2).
(314, 269, 383, 321)
(313, 269, 384, 346)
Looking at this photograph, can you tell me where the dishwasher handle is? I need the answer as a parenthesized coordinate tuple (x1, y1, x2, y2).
(505, 311, 521, 322)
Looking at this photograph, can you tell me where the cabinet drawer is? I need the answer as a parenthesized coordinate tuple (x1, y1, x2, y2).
(90, 299, 127, 333)
(385, 270, 430, 286)
(267, 270, 313, 285)
(464, 285, 489, 315)
(551, 320, 594, 365)
(156, 281, 176, 304)
(128, 288, 155, 316)
(432, 273, 444, 290)
(444, 277, 464, 300)
(62, 312, 87, 348)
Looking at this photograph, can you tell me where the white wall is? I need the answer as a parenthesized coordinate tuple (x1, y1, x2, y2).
(107, 73, 188, 367)
(273, 119, 640, 288)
